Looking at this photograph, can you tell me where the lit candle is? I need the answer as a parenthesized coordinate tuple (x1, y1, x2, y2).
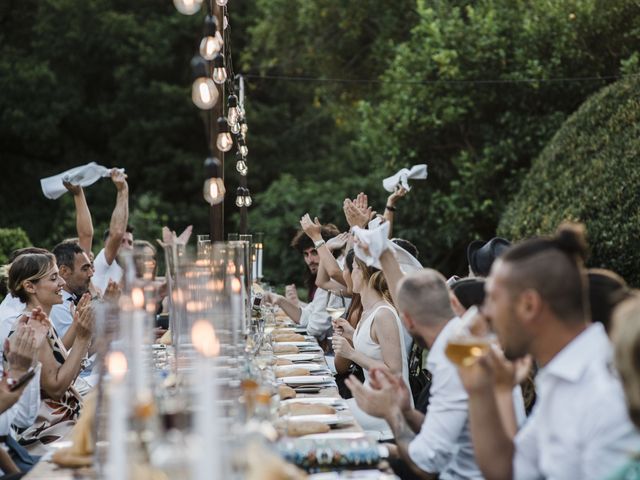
(107, 351, 128, 480)
(191, 320, 222, 480)
(131, 288, 146, 399)
(256, 242, 263, 281)
(251, 249, 258, 283)
(231, 277, 243, 346)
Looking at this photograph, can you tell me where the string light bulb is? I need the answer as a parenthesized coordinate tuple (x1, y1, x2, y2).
(240, 119, 248, 137)
(203, 157, 225, 205)
(216, 117, 233, 152)
(235, 187, 245, 207)
(191, 56, 218, 110)
(236, 135, 248, 157)
(236, 160, 248, 176)
(245, 188, 253, 207)
(173, 0, 203, 15)
(227, 95, 240, 127)
(199, 15, 223, 60)
(216, 0, 228, 6)
(212, 53, 227, 84)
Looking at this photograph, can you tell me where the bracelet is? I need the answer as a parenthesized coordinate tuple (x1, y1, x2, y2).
(385, 205, 396, 212)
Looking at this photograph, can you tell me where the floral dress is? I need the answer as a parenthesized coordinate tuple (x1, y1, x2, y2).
(8, 322, 83, 454)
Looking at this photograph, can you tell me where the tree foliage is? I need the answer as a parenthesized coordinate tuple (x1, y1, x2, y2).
(499, 77, 640, 285)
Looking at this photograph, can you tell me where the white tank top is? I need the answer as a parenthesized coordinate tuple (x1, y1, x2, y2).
(353, 303, 412, 389)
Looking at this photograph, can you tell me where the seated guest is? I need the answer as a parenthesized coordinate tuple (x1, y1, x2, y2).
(346, 268, 484, 479)
(610, 294, 640, 479)
(264, 222, 344, 340)
(7, 252, 94, 453)
(466, 236, 510, 277)
(333, 256, 412, 440)
(457, 223, 640, 480)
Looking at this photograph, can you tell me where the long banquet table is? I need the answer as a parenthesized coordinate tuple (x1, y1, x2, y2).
(24, 332, 394, 479)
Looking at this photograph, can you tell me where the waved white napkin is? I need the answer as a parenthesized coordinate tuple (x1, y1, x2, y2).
(352, 221, 422, 273)
(382, 164, 428, 193)
(40, 162, 124, 200)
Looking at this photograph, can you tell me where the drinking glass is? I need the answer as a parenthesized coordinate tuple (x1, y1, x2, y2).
(444, 306, 496, 367)
(326, 290, 347, 321)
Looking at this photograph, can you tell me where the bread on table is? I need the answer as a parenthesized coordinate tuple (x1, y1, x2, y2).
(283, 421, 331, 437)
(275, 368, 310, 378)
(278, 385, 297, 400)
(279, 403, 336, 416)
(273, 344, 299, 354)
(273, 333, 306, 342)
(276, 358, 293, 366)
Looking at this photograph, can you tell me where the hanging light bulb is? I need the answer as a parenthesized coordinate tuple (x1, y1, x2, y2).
(199, 15, 223, 60)
(240, 119, 248, 137)
(216, 117, 233, 152)
(227, 95, 240, 127)
(237, 135, 248, 157)
(245, 188, 253, 207)
(212, 53, 227, 85)
(216, 0, 228, 6)
(203, 157, 225, 205)
(230, 122, 241, 134)
(190, 56, 218, 110)
(235, 187, 245, 207)
(174, 0, 203, 15)
(236, 160, 248, 176)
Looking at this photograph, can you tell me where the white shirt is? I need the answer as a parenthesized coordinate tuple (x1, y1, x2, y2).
(92, 248, 123, 293)
(409, 317, 483, 479)
(0, 294, 24, 326)
(513, 323, 640, 480)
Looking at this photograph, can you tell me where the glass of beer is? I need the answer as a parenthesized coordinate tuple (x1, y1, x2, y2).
(445, 306, 495, 367)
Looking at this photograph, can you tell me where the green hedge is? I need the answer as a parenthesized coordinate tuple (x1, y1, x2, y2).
(0, 227, 31, 266)
(499, 77, 640, 286)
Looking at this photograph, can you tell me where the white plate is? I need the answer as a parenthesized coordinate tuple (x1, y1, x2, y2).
(281, 397, 347, 408)
(300, 431, 368, 441)
(288, 414, 352, 426)
(276, 353, 323, 361)
(276, 363, 327, 372)
(276, 341, 319, 347)
(279, 375, 334, 385)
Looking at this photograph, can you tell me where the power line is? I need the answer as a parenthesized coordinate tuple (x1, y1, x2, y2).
(241, 72, 640, 86)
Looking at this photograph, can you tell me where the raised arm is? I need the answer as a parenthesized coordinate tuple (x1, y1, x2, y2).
(300, 215, 347, 288)
(63, 181, 94, 255)
(379, 248, 406, 307)
(104, 170, 129, 265)
(383, 186, 407, 239)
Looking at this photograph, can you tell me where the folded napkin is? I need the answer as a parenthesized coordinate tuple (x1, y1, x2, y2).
(383, 164, 428, 193)
(352, 221, 423, 273)
(40, 162, 125, 200)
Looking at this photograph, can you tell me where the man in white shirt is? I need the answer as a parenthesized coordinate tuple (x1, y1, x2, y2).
(92, 169, 132, 293)
(457, 223, 640, 480)
(346, 268, 485, 479)
(264, 224, 344, 340)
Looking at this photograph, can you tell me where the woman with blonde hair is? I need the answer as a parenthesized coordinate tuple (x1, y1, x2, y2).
(6, 251, 94, 453)
(332, 254, 412, 439)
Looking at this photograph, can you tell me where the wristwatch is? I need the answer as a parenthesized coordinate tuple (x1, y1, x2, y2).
(313, 239, 325, 249)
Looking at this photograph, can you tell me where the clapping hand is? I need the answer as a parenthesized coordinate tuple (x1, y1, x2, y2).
(5, 323, 37, 377)
(300, 214, 322, 242)
(345, 369, 401, 419)
(74, 295, 95, 340)
(25, 308, 51, 349)
(103, 279, 121, 303)
(326, 232, 349, 252)
(369, 368, 412, 413)
(343, 198, 375, 229)
(159, 225, 193, 247)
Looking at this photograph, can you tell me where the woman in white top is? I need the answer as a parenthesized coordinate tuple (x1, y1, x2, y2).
(332, 254, 412, 439)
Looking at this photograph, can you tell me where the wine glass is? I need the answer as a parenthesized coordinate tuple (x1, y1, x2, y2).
(326, 290, 347, 322)
(444, 305, 496, 367)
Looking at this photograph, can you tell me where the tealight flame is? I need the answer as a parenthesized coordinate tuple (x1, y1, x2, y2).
(191, 320, 220, 357)
(227, 261, 236, 275)
(107, 351, 128, 381)
(172, 288, 185, 304)
(132, 287, 145, 309)
(186, 300, 206, 313)
(231, 277, 242, 294)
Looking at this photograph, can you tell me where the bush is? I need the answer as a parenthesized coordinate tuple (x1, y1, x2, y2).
(0, 227, 31, 266)
(499, 77, 640, 286)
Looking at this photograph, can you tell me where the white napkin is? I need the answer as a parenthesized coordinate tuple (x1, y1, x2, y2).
(382, 164, 428, 193)
(40, 162, 124, 200)
(352, 222, 422, 273)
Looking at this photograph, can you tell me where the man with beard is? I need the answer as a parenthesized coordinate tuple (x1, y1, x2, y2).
(346, 267, 484, 480)
(457, 224, 640, 480)
(50, 242, 94, 341)
(264, 223, 342, 340)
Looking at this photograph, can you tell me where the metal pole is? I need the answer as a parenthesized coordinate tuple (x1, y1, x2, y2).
(210, 2, 225, 241)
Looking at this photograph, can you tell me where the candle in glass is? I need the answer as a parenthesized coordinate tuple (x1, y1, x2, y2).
(130, 287, 147, 400)
(107, 351, 128, 480)
(191, 320, 222, 480)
